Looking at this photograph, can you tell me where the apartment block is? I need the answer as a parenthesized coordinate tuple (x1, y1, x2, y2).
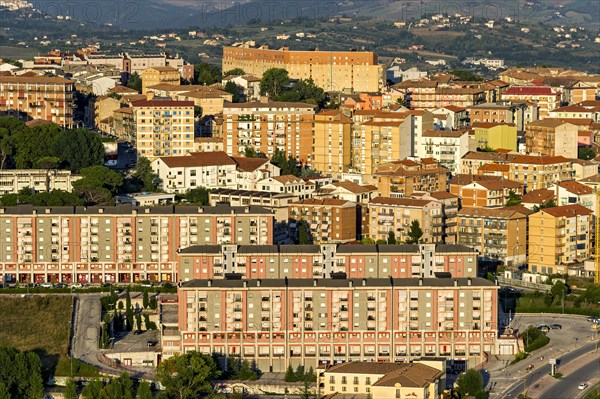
(418, 129, 471, 174)
(0, 204, 274, 284)
(528, 204, 592, 274)
(354, 112, 415, 176)
(468, 102, 534, 131)
(525, 120, 578, 158)
(132, 99, 195, 159)
(176, 277, 500, 371)
(500, 86, 561, 118)
(0, 170, 80, 195)
(374, 159, 449, 198)
(151, 152, 278, 193)
(222, 102, 316, 164)
(450, 175, 524, 208)
(551, 180, 594, 210)
(141, 66, 180, 94)
(472, 123, 518, 151)
(393, 81, 487, 109)
(508, 155, 575, 190)
(549, 104, 600, 123)
(208, 189, 298, 222)
(457, 207, 529, 267)
(289, 199, 357, 244)
(0, 75, 76, 127)
(312, 110, 352, 178)
(257, 175, 314, 200)
(368, 197, 444, 244)
(222, 46, 383, 92)
(177, 243, 478, 282)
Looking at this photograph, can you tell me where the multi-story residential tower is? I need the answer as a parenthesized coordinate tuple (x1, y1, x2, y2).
(0, 75, 76, 127)
(132, 99, 195, 159)
(312, 110, 352, 178)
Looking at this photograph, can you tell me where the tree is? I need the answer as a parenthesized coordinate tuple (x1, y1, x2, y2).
(361, 237, 375, 245)
(295, 365, 305, 381)
(455, 368, 484, 397)
(73, 165, 123, 205)
(532, 199, 557, 213)
(244, 146, 266, 158)
(143, 290, 149, 309)
(156, 352, 220, 399)
(82, 378, 103, 399)
(103, 373, 134, 399)
(278, 78, 326, 106)
(223, 68, 245, 77)
(131, 157, 161, 192)
(12, 123, 62, 168)
(405, 220, 423, 244)
(236, 360, 258, 381)
(136, 313, 143, 331)
(54, 129, 106, 172)
(127, 73, 142, 92)
(194, 62, 222, 85)
(64, 379, 78, 399)
(260, 68, 290, 98)
(223, 81, 241, 103)
(183, 187, 210, 205)
(551, 280, 568, 300)
(505, 190, 522, 206)
(136, 380, 153, 399)
(149, 296, 158, 310)
(126, 291, 134, 331)
(449, 70, 484, 81)
(578, 147, 596, 160)
(101, 313, 111, 348)
(284, 364, 296, 382)
(297, 220, 312, 244)
(194, 106, 203, 119)
(387, 231, 397, 245)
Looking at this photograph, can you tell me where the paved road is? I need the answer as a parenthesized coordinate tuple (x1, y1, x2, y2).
(498, 342, 597, 398)
(539, 354, 600, 399)
(71, 295, 104, 368)
(488, 314, 598, 398)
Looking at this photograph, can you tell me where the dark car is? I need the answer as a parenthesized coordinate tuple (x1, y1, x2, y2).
(133, 330, 143, 335)
(147, 340, 158, 347)
(550, 324, 562, 329)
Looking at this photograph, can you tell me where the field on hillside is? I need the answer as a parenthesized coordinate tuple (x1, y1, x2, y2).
(0, 296, 73, 374)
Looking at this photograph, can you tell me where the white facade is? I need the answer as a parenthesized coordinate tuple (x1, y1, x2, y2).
(417, 130, 471, 174)
(0, 169, 81, 195)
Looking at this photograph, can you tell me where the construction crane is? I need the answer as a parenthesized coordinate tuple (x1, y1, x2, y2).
(596, 189, 600, 284)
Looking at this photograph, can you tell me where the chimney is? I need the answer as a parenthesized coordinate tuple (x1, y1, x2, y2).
(313, 279, 318, 287)
(349, 280, 353, 288)
(257, 279, 261, 287)
(418, 278, 423, 286)
(468, 277, 472, 286)
(362, 278, 367, 287)
(243, 281, 247, 288)
(208, 279, 212, 287)
(454, 279, 458, 287)
(146, 91, 155, 101)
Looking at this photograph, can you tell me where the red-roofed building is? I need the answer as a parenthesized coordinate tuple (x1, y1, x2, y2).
(288, 198, 358, 244)
(500, 86, 561, 118)
(525, 120, 578, 158)
(374, 159, 449, 197)
(551, 180, 594, 210)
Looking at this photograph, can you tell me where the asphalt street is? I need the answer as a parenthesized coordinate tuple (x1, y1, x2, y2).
(539, 354, 600, 399)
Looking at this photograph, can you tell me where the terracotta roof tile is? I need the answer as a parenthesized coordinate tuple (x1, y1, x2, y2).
(557, 180, 593, 195)
(156, 151, 236, 168)
(542, 204, 593, 217)
(370, 197, 436, 207)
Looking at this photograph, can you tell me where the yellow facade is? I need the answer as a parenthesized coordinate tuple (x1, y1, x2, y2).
(312, 110, 352, 178)
(132, 100, 195, 160)
(473, 124, 517, 151)
(528, 204, 592, 274)
(141, 66, 180, 94)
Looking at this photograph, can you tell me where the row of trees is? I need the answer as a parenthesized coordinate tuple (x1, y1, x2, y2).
(0, 347, 44, 399)
(259, 68, 327, 107)
(0, 117, 106, 172)
(64, 373, 153, 399)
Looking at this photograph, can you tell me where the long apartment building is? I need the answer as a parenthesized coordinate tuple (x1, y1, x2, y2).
(222, 46, 383, 92)
(176, 277, 501, 372)
(222, 102, 315, 165)
(392, 81, 487, 110)
(177, 243, 479, 281)
(132, 99, 195, 159)
(457, 207, 529, 267)
(0, 169, 81, 195)
(528, 204, 592, 274)
(0, 75, 76, 127)
(0, 204, 274, 284)
(525, 119, 578, 158)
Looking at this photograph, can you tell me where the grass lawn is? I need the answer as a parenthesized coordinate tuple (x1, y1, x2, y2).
(513, 294, 600, 316)
(0, 296, 73, 376)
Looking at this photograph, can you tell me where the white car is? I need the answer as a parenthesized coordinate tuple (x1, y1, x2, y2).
(40, 282, 53, 288)
(579, 383, 588, 390)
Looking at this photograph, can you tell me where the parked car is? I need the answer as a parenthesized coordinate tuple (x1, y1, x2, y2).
(550, 324, 562, 329)
(133, 330, 143, 335)
(579, 383, 588, 390)
(537, 324, 550, 332)
(40, 282, 53, 288)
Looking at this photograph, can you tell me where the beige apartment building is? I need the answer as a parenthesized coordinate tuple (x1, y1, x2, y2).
(449, 175, 524, 208)
(222, 46, 383, 92)
(0, 75, 76, 127)
(457, 207, 529, 267)
(132, 99, 195, 159)
(288, 199, 357, 244)
(0, 170, 80, 195)
(141, 66, 180, 94)
(500, 86, 561, 118)
(525, 120, 578, 158)
(0, 204, 274, 284)
(312, 110, 352, 178)
(368, 197, 443, 244)
(222, 102, 316, 164)
(508, 155, 575, 190)
(322, 361, 443, 399)
(528, 204, 592, 274)
(176, 277, 501, 371)
(375, 159, 449, 198)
